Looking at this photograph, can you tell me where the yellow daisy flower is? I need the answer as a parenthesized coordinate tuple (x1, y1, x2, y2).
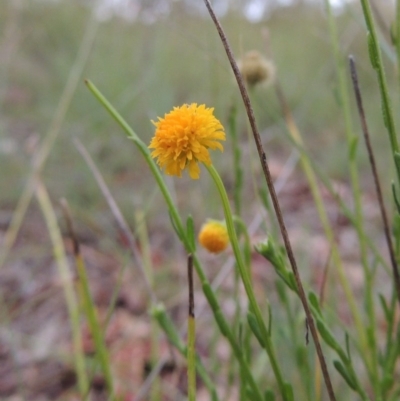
(198, 220, 229, 254)
(149, 103, 225, 179)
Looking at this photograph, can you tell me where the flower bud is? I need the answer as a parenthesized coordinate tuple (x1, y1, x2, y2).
(198, 220, 229, 254)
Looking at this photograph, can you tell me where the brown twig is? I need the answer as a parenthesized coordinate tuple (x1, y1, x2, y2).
(349, 55, 400, 307)
(188, 254, 195, 319)
(202, 1, 337, 400)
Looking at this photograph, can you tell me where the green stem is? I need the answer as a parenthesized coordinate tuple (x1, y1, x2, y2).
(233, 216, 252, 268)
(152, 304, 219, 401)
(206, 164, 288, 401)
(276, 84, 371, 371)
(359, 0, 400, 181)
(201, 280, 264, 401)
(75, 253, 114, 397)
(85, 80, 183, 240)
(325, 0, 378, 391)
(35, 181, 89, 396)
(285, 131, 391, 275)
(86, 79, 263, 401)
(188, 316, 196, 401)
(396, 0, 400, 94)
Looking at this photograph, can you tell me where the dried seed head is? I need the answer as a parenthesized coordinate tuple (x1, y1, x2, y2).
(237, 50, 275, 87)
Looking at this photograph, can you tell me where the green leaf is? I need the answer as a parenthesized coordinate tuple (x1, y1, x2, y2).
(348, 136, 358, 161)
(367, 32, 379, 70)
(345, 332, 352, 362)
(215, 310, 230, 338)
(259, 185, 270, 211)
(151, 303, 184, 352)
(378, 294, 391, 323)
(295, 345, 308, 368)
(248, 312, 266, 348)
(255, 236, 286, 271)
(186, 215, 196, 252)
(316, 319, 341, 354)
(333, 360, 357, 391)
(283, 383, 294, 401)
(381, 374, 394, 392)
(366, 325, 375, 350)
(394, 153, 400, 180)
(202, 283, 219, 311)
(211, 391, 219, 401)
(381, 100, 389, 128)
(308, 291, 322, 318)
(287, 271, 298, 293)
(275, 280, 288, 304)
(267, 303, 273, 336)
(202, 285, 230, 337)
(391, 182, 400, 214)
(169, 210, 183, 241)
(390, 21, 397, 45)
(264, 389, 275, 401)
(245, 386, 257, 401)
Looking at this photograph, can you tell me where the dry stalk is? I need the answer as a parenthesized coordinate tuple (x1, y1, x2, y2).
(202, 1, 337, 400)
(349, 55, 400, 306)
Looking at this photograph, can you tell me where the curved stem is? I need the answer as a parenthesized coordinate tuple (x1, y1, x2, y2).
(86, 79, 264, 401)
(206, 164, 288, 401)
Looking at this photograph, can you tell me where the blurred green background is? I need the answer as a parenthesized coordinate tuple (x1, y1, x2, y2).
(1, 0, 397, 228)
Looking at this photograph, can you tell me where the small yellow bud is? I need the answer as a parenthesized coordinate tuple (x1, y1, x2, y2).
(237, 50, 275, 87)
(198, 220, 229, 254)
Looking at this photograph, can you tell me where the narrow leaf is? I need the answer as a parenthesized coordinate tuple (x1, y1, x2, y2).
(333, 360, 357, 391)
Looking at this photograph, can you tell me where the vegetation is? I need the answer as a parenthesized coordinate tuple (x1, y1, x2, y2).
(0, 0, 399, 400)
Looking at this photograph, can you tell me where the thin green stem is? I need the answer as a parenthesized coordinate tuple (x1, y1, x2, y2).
(59, 195, 114, 397)
(200, 279, 264, 401)
(35, 181, 89, 397)
(325, 0, 379, 391)
(359, 0, 400, 181)
(86, 79, 262, 401)
(75, 252, 115, 398)
(133, 209, 161, 401)
(206, 164, 288, 401)
(275, 82, 370, 367)
(283, 127, 391, 275)
(396, 0, 400, 93)
(187, 316, 196, 401)
(151, 304, 219, 401)
(85, 80, 185, 247)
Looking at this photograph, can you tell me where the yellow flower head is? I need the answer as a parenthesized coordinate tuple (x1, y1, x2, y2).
(198, 220, 229, 254)
(149, 103, 225, 179)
